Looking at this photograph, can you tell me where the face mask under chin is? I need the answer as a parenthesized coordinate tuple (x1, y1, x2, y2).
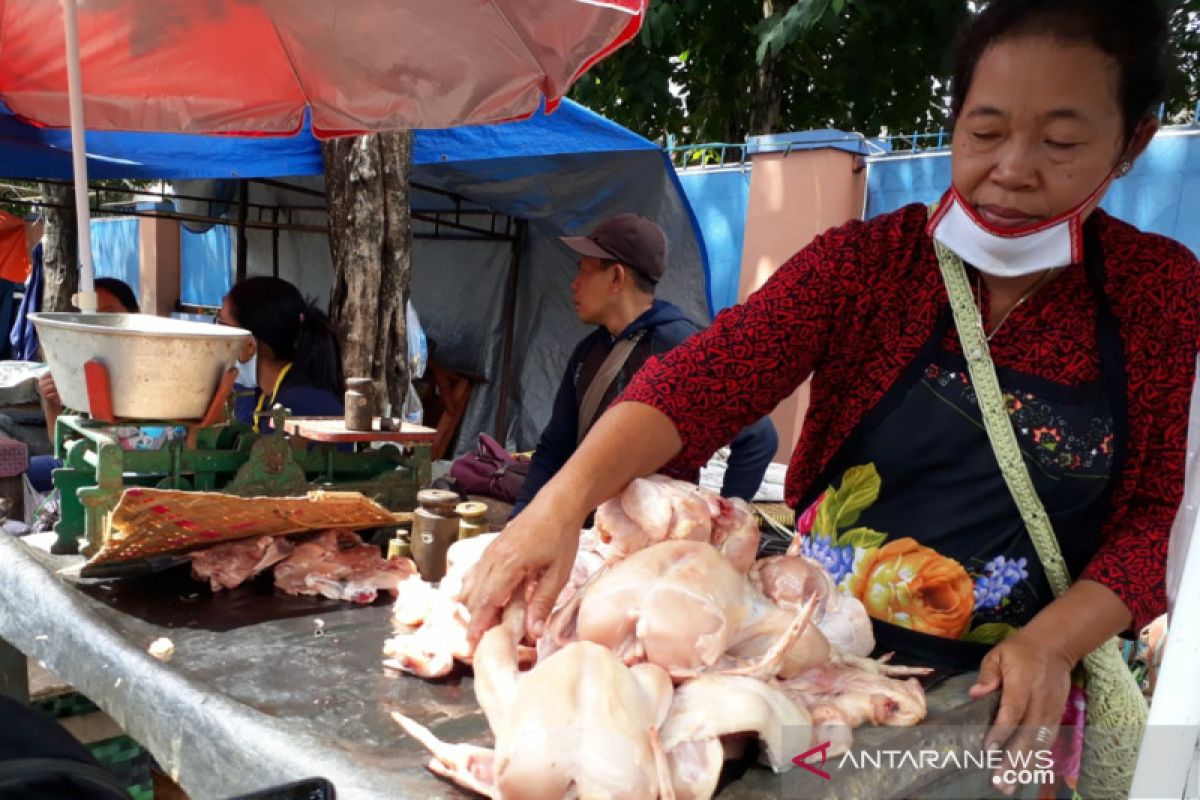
(928, 168, 1118, 278)
(235, 352, 258, 389)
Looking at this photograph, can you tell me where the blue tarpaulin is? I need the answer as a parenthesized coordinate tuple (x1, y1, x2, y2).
(1, 96, 677, 176)
(180, 225, 233, 308)
(865, 129, 1200, 257)
(90, 218, 141, 299)
(677, 167, 750, 314)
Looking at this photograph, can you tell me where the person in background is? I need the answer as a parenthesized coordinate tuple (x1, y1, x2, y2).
(216, 276, 344, 432)
(90, 278, 139, 315)
(511, 213, 778, 518)
(29, 278, 141, 491)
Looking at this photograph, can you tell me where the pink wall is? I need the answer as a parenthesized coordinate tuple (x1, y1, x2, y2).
(138, 216, 181, 316)
(737, 148, 866, 463)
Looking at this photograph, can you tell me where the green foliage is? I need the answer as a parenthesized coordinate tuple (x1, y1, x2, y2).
(571, 0, 968, 142)
(1164, 0, 1200, 123)
(570, 0, 1200, 143)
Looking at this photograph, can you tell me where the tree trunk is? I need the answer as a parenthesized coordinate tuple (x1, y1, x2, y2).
(39, 182, 79, 313)
(321, 132, 412, 414)
(747, 0, 791, 136)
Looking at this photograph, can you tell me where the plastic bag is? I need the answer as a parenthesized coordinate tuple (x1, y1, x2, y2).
(407, 300, 427, 380)
(403, 379, 424, 425)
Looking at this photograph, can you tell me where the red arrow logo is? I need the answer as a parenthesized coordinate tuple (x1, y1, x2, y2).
(792, 740, 833, 780)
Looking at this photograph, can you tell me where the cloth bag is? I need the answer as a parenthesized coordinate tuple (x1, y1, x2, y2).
(448, 433, 530, 504)
(933, 232, 1148, 799)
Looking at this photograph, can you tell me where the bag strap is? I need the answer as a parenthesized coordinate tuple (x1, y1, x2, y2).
(577, 330, 647, 445)
(931, 236, 1074, 594)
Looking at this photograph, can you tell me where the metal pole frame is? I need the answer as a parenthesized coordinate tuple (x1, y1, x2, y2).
(493, 219, 525, 442)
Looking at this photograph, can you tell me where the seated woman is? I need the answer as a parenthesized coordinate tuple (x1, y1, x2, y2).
(216, 276, 344, 431)
(30, 278, 140, 492)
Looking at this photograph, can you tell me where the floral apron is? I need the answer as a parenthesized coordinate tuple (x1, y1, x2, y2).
(785, 243, 1127, 664)
(779, 234, 1128, 796)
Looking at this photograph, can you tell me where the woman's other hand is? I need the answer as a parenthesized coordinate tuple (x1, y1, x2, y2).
(462, 501, 584, 646)
(969, 627, 1073, 795)
(968, 580, 1132, 795)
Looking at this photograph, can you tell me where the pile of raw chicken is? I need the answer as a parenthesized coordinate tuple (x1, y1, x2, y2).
(385, 476, 929, 800)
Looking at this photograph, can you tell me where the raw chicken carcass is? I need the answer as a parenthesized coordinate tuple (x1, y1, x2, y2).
(708, 497, 761, 573)
(391, 534, 500, 630)
(776, 659, 929, 728)
(558, 540, 831, 680)
(274, 530, 414, 604)
(189, 535, 295, 591)
(385, 535, 500, 678)
(749, 555, 874, 657)
(384, 590, 474, 677)
(394, 600, 676, 799)
(595, 475, 758, 572)
(388, 531, 591, 678)
(620, 475, 713, 544)
(660, 674, 813, 800)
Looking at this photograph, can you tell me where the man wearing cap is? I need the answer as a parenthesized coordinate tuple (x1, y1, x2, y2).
(510, 213, 778, 517)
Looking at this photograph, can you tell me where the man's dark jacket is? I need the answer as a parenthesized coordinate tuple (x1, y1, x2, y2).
(511, 300, 778, 517)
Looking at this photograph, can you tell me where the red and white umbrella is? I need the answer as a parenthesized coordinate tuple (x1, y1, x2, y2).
(0, 0, 646, 307)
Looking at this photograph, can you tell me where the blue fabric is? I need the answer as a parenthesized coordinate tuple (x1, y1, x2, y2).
(511, 300, 777, 516)
(10, 242, 42, 361)
(180, 225, 233, 307)
(864, 130, 1200, 257)
(0, 99, 655, 180)
(233, 382, 344, 430)
(0, 278, 16, 360)
(90, 219, 141, 299)
(28, 454, 59, 493)
(676, 168, 750, 314)
(0, 102, 325, 180)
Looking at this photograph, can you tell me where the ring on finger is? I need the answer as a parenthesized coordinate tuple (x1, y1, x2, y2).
(1034, 725, 1053, 745)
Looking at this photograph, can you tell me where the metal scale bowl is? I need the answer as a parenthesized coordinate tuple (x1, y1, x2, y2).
(29, 313, 435, 558)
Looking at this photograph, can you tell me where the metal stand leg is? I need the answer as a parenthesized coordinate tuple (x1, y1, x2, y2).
(0, 637, 28, 703)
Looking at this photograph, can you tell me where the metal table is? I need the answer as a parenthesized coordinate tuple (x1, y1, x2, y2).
(0, 533, 1003, 800)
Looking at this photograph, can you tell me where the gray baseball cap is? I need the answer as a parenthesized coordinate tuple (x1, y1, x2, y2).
(560, 213, 668, 282)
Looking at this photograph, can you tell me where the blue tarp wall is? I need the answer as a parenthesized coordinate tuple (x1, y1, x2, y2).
(866, 128, 1200, 257)
(90, 218, 141, 300)
(676, 167, 750, 314)
(180, 225, 233, 307)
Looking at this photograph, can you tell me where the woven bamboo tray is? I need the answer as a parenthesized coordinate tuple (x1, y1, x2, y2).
(85, 488, 398, 566)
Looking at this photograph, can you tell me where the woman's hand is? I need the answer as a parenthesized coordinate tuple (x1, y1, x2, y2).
(461, 401, 684, 648)
(462, 502, 583, 646)
(969, 627, 1075, 794)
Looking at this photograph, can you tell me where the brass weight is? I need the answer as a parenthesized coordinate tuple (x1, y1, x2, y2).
(411, 489, 461, 581)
